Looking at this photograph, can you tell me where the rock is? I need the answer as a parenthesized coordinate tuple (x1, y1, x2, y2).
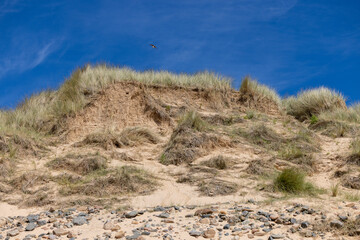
(330, 220, 344, 228)
(269, 214, 278, 221)
(154, 206, 166, 212)
(158, 212, 169, 218)
(301, 221, 310, 228)
(53, 228, 69, 236)
(339, 215, 348, 222)
(104, 221, 120, 231)
(73, 216, 87, 225)
(195, 208, 213, 216)
(7, 229, 19, 237)
(203, 229, 216, 238)
(189, 229, 202, 237)
(199, 218, 210, 224)
(223, 224, 230, 229)
(27, 215, 39, 223)
(25, 222, 37, 231)
(115, 231, 125, 239)
(125, 211, 138, 218)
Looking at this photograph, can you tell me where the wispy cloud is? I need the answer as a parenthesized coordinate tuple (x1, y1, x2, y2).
(0, 0, 21, 17)
(0, 40, 61, 79)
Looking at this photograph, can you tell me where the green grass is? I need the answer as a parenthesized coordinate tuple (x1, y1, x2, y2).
(274, 168, 320, 195)
(177, 110, 209, 132)
(283, 87, 346, 121)
(344, 192, 360, 202)
(331, 183, 340, 197)
(310, 115, 319, 124)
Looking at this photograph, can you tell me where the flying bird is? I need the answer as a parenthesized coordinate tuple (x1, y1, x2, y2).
(149, 44, 157, 49)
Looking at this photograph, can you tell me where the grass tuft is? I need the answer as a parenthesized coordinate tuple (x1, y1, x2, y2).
(240, 76, 281, 106)
(284, 87, 346, 121)
(274, 168, 319, 195)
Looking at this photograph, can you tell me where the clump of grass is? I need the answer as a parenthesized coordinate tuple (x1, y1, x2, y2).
(177, 111, 208, 132)
(310, 120, 354, 138)
(330, 183, 340, 197)
(201, 155, 232, 170)
(310, 115, 319, 124)
(244, 111, 255, 120)
(318, 103, 360, 124)
(47, 153, 107, 175)
(274, 168, 318, 195)
(240, 76, 281, 106)
(284, 87, 346, 121)
(78, 126, 159, 150)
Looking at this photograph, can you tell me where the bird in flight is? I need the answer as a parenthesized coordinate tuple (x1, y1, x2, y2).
(149, 44, 157, 49)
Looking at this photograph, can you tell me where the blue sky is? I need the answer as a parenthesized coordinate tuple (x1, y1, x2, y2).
(0, 0, 359, 108)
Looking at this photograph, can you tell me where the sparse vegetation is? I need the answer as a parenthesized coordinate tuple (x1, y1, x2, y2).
(160, 111, 227, 165)
(344, 192, 360, 202)
(347, 138, 360, 165)
(198, 178, 238, 196)
(284, 87, 346, 121)
(58, 166, 157, 197)
(310, 115, 319, 124)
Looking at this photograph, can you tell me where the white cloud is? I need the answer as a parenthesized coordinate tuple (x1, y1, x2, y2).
(0, 40, 61, 79)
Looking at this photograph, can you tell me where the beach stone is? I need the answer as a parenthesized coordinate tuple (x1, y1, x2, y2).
(125, 211, 138, 218)
(339, 215, 348, 222)
(301, 221, 310, 228)
(189, 229, 202, 237)
(73, 216, 87, 225)
(158, 212, 169, 218)
(25, 222, 37, 231)
(154, 206, 166, 212)
(195, 208, 213, 216)
(53, 228, 69, 236)
(330, 220, 344, 228)
(200, 218, 210, 224)
(27, 214, 39, 223)
(115, 231, 125, 239)
(269, 214, 278, 221)
(203, 229, 216, 238)
(7, 229, 19, 237)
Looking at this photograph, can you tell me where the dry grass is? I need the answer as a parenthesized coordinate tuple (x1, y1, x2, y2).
(237, 123, 284, 151)
(201, 155, 233, 170)
(198, 178, 238, 196)
(58, 166, 157, 197)
(246, 158, 274, 176)
(77, 126, 160, 150)
(284, 87, 346, 121)
(160, 111, 228, 165)
(240, 76, 281, 106)
(319, 103, 360, 124)
(347, 138, 360, 166)
(47, 153, 107, 175)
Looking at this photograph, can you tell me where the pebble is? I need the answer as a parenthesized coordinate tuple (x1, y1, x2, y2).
(73, 216, 87, 225)
(125, 211, 138, 218)
(25, 222, 37, 231)
(203, 229, 216, 238)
